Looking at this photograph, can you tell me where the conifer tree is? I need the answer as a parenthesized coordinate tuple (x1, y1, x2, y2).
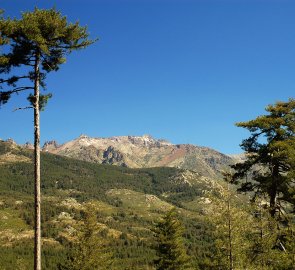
(232, 99, 295, 217)
(248, 197, 280, 269)
(209, 172, 252, 270)
(153, 209, 193, 270)
(59, 204, 113, 270)
(0, 8, 95, 270)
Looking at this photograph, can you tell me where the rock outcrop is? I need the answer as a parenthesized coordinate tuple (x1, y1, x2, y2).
(41, 134, 235, 178)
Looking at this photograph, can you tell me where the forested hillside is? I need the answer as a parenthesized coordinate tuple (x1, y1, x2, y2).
(0, 140, 223, 269)
(1, 139, 294, 269)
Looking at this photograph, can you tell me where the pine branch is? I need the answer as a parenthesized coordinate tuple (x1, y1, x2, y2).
(55, 44, 92, 50)
(40, 55, 55, 71)
(0, 76, 30, 84)
(13, 106, 33, 111)
(1, 86, 34, 94)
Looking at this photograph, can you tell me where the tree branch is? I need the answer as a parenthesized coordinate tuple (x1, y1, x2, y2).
(40, 55, 55, 71)
(0, 76, 30, 84)
(55, 44, 89, 49)
(13, 106, 33, 112)
(1, 86, 34, 94)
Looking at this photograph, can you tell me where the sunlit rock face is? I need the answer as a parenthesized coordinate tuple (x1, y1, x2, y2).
(42, 134, 235, 178)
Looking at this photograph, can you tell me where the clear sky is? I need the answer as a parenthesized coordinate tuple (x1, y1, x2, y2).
(1, 0, 294, 154)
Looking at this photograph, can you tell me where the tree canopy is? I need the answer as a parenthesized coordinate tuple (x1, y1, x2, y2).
(232, 99, 295, 216)
(0, 7, 95, 107)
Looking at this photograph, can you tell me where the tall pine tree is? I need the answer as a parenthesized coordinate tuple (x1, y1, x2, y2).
(232, 99, 295, 217)
(153, 209, 193, 270)
(0, 8, 95, 270)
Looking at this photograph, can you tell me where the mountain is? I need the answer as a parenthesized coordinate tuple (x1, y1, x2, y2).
(42, 134, 234, 178)
(0, 138, 230, 269)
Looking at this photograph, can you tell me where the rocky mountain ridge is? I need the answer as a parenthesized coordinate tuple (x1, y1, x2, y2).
(41, 134, 236, 178)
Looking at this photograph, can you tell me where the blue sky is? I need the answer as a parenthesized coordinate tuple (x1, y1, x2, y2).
(1, 0, 294, 154)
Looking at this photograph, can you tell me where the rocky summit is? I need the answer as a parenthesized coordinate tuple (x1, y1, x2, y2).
(42, 134, 235, 178)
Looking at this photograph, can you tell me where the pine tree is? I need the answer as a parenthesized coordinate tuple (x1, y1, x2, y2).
(0, 8, 95, 270)
(153, 209, 193, 270)
(232, 99, 295, 217)
(247, 197, 279, 269)
(209, 172, 253, 270)
(59, 204, 113, 270)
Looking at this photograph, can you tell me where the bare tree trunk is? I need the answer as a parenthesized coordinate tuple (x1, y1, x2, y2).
(34, 51, 41, 270)
(269, 164, 279, 218)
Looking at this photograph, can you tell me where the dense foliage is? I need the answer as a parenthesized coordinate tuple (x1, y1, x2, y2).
(232, 99, 295, 216)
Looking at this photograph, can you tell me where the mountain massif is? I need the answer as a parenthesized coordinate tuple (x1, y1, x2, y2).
(42, 134, 235, 178)
(0, 138, 230, 269)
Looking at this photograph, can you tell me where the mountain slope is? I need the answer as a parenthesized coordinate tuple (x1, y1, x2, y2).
(0, 139, 228, 269)
(42, 134, 234, 178)
(0, 139, 224, 206)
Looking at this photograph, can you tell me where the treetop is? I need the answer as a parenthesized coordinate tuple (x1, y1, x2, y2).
(0, 7, 96, 108)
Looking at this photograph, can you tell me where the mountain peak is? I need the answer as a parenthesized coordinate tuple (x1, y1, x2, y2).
(5, 138, 17, 145)
(78, 134, 89, 139)
(142, 134, 153, 139)
(43, 140, 59, 151)
(23, 142, 34, 150)
(125, 135, 172, 147)
(38, 134, 233, 178)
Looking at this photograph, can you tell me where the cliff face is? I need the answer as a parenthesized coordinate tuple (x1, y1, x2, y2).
(42, 135, 235, 178)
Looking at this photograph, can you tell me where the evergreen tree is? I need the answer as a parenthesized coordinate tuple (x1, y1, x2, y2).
(0, 8, 95, 270)
(245, 196, 295, 270)
(232, 99, 295, 217)
(153, 209, 193, 270)
(209, 172, 252, 270)
(59, 204, 113, 270)
(247, 197, 278, 269)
